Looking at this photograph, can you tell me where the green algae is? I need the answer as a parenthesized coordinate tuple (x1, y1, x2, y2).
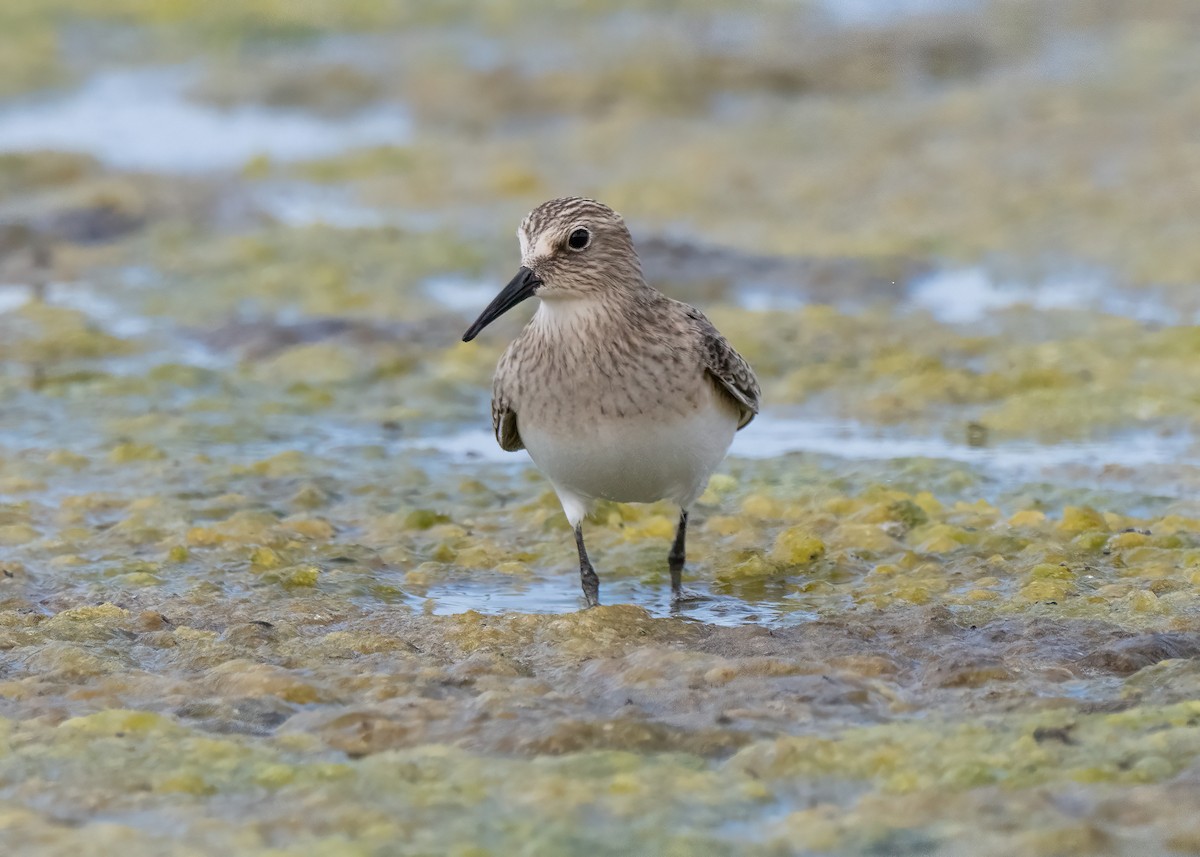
(0, 710, 770, 855)
(3, 1, 1200, 854)
(5, 593, 1200, 854)
(732, 701, 1200, 792)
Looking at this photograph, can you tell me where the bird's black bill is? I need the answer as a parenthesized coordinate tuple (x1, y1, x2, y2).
(462, 266, 541, 342)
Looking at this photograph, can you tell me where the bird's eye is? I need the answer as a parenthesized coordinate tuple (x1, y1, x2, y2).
(567, 228, 590, 250)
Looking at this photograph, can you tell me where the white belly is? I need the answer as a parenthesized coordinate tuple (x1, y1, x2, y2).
(520, 390, 739, 526)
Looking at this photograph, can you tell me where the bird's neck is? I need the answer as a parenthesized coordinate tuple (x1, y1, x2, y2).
(530, 296, 616, 336)
(531, 287, 659, 337)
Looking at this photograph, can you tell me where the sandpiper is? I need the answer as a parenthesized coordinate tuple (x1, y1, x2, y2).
(462, 197, 760, 607)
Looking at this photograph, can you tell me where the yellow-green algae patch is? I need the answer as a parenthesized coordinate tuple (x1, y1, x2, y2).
(4, 674, 1200, 853)
(0, 711, 770, 854)
(733, 702, 1200, 792)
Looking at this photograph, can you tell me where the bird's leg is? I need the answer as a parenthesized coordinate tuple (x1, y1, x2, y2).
(574, 524, 600, 608)
(669, 510, 688, 604)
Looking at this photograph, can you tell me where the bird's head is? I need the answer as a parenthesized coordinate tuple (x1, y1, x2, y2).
(462, 197, 644, 342)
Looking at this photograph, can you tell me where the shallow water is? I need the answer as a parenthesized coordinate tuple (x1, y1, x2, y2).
(406, 415, 1198, 472)
(819, 0, 986, 27)
(910, 266, 1197, 326)
(0, 67, 412, 172)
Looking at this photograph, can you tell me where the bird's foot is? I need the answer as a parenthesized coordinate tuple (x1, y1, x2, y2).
(670, 587, 708, 610)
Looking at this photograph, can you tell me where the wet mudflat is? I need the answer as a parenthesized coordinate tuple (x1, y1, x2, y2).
(3, 2, 1200, 855)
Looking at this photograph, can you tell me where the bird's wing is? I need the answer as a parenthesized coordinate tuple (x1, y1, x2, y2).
(491, 347, 524, 451)
(684, 304, 761, 430)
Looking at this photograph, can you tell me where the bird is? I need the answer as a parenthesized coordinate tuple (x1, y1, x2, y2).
(462, 197, 760, 608)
